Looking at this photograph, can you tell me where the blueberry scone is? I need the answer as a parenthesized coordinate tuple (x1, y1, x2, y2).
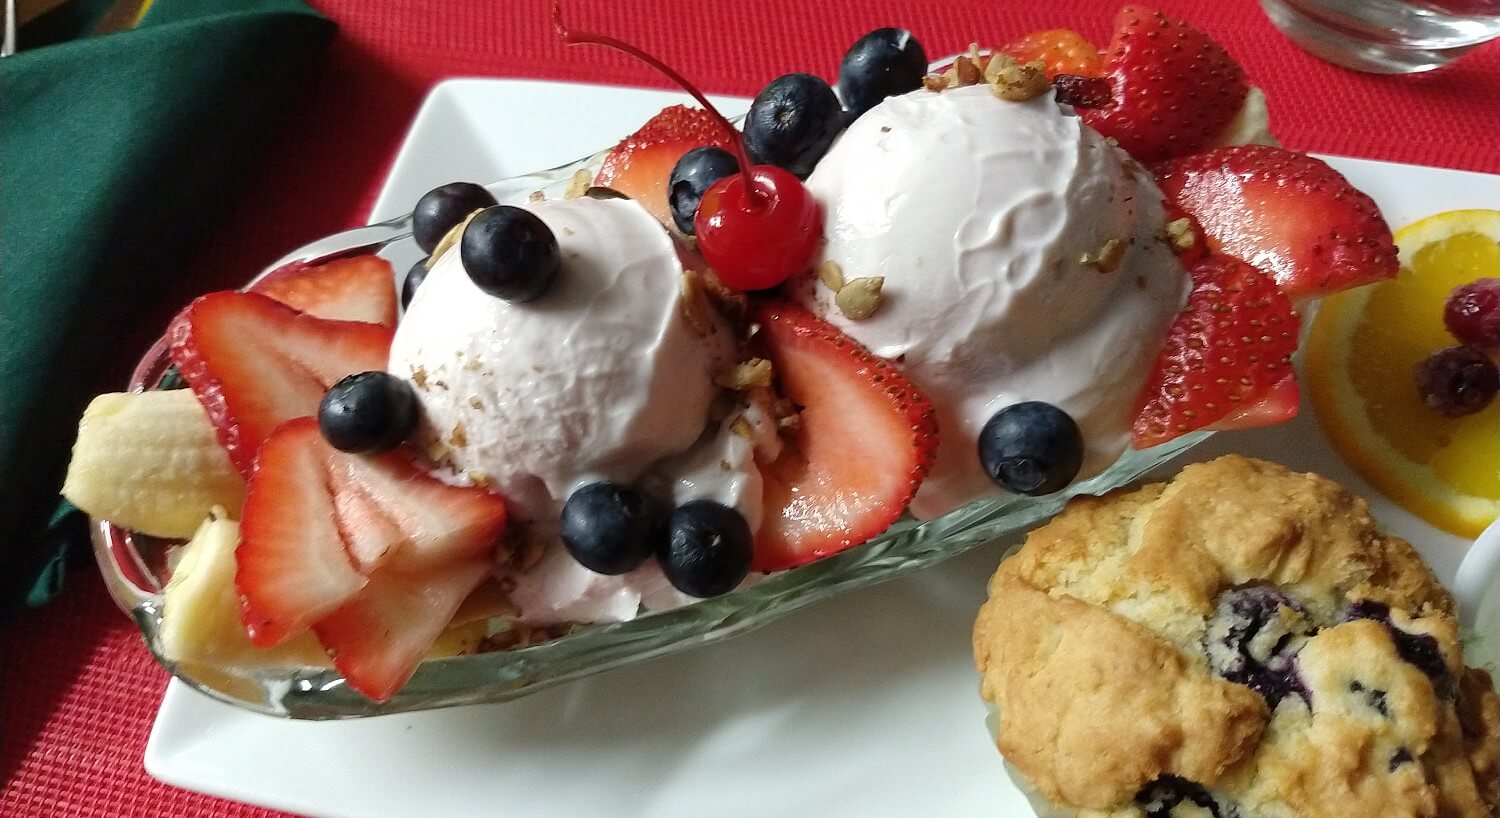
(973, 455, 1499, 817)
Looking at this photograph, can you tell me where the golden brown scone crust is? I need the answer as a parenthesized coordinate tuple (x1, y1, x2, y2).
(973, 455, 1499, 818)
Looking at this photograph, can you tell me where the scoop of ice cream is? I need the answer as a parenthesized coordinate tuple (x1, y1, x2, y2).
(798, 84, 1189, 519)
(389, 196, 758, 623)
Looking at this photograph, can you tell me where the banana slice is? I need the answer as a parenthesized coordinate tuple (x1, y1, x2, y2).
(63, 389, 245, 538)
(160, 510, 329, 670)
(163, 511, 499, 675)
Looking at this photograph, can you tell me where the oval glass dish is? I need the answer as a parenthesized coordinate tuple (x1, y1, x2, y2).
(91, 114, 1215, 720)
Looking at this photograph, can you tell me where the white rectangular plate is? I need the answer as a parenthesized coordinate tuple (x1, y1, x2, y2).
(144, 78, 1500, 818)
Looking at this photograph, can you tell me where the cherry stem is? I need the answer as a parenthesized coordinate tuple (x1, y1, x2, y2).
(551, 3, 767, 208)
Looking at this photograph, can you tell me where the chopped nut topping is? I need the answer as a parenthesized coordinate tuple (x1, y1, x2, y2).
(835, 276, 885, 320)
(679, 269, 716, 337)
(984, 52, 1010, 82)
(563, 168, 592, 199)
(922, 73, 950, 92)
(465, 470, 491, 487)
(425, 439, 451, 465)
(989, 58, 1050, 102)
(697, 267, 749, 325)
(954, 54, 984, 86)
(817, 260, 845, 292)
(449, 423, 468, 448)
(528, 190, 546, 203)
(1080, 238, 1127, 273)
(428, 208, 483, 266)
(1159, 217, 1197, 253)
(468, 396, 483, 410)
(716, 358, 774, 391)
(730, 415, 755, 440)
(774, 399, 801, 429)
(411, 366, 428, 390)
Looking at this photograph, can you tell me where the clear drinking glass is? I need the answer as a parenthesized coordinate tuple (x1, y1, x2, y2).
(1261, 0, 1500, 73)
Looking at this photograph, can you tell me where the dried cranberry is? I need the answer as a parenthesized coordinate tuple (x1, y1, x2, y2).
(1444, 278, 1500, 348)
(1414, 345, 1498, 418)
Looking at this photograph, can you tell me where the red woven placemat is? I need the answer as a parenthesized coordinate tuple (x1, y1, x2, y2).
(3, 2, 1497, 815)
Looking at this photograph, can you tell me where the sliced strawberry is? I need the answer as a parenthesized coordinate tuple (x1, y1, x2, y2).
(594, 105, 735, 228)
(313, 559, 491, 702)
(1002, 28, 1102, 77)
(752, 302, 938, 572)
(1080, 6, 1247, 161)
(1132, 256, 1300, 448)
(1210, 373, 1300, 432)
(238, 418, 507, 649)
(1153, 146, 1399, 299)
(252, 254, 398, 327)
(238, 419, 367, 646)
(167, 291, 393, 475)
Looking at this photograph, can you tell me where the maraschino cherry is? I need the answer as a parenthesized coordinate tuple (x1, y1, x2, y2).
(553, 5, 822, 292)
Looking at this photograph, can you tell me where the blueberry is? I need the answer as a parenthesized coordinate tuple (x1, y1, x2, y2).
(658, 501, 753, 598)
(837, 28, 928, 120)
(412, 182, 497, 254)
(559, 482, 661, 576)
(318, 371, 420, 453)
(401, 258, 429, 311)
(668, 146, 739, 235)
(460, 205, 561, 302)
(1134, 775, 1230, 818)
(1344, 600, 1453, 695)
(743, 73, 844, 179)
(1203, 585, 1314, 708)
(1349, 681, 1389, 716)
(978, 402, 1083, 496)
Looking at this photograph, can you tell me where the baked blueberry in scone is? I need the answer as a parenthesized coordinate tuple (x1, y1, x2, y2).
(972, 455, 1499, 818)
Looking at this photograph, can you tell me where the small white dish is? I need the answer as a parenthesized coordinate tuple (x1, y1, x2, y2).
(144, 78, 1500, 818)
(1457, 519, 1500, 670)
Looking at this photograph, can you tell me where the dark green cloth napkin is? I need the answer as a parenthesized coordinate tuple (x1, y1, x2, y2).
(0, 0, 334, 614)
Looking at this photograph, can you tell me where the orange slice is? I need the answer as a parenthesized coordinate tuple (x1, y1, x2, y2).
(1306, 209, 1500, 538)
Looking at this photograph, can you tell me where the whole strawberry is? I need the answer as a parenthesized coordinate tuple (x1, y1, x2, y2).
(1081, 6, 1248, 161)
(594, 104, 736, 228)
(1002, 28, 1102, 77)
(1132, 256, 1301, 448)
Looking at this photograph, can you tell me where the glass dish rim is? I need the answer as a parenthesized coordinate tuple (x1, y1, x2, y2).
(93, 319, 1210, 718)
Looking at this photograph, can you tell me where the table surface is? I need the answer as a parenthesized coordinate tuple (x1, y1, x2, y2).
(3, 1, 1498, 816)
